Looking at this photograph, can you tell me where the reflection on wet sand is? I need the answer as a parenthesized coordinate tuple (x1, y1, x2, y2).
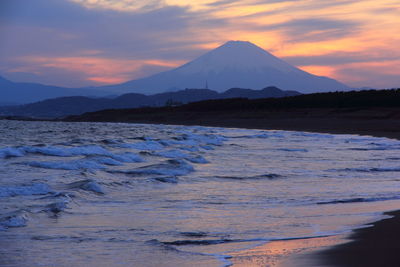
(230, 235, 348, 267)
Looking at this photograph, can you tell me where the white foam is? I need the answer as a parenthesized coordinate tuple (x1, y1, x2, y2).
(23, 145, 112, 157)
(0, 147, 25, 158)
(119, 141, 164, 151)
(0, 212, 28, 228)
(292, 132, 334, 138)
(26, 160, 106, 170)
(0, 183, 53, 197)
(132, 159, 194, 176)
(153, 150, 208, 164)
(184, 133, 226, 146)
(160, 139, 199, 147)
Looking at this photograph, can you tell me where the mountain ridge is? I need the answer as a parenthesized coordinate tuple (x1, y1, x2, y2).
(0, 86, 300, 118)
(0, 75, 112, 104)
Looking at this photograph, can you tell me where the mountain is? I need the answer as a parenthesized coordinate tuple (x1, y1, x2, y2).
(0, 76, 111, 104)
(101, 41, 349, 94)
(0, 41, 348, 103)
(0, 86, 300, 118)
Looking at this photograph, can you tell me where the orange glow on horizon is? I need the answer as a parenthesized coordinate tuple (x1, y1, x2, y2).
(298, 65, 336, 78)
(13, 56, 186, 85)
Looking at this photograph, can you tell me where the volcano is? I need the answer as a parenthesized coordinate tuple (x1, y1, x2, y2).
(104, 41, 348, 94)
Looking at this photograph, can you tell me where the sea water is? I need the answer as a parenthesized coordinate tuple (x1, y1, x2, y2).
(1, 120, 400, 266)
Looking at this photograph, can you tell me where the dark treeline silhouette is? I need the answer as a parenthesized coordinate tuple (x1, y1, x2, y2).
(180, 89, 400, 111)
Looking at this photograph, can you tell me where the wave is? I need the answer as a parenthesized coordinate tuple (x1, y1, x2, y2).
(66, 179, 105, 194)
(118, 141, 165, 151)
(45, 201, 69, 214)
(152, 177, 179, 184)
(162, 239, 235, 246)
(25, 159, 107, 170)
(179, 231, 208, 237)
(109, 152, 143, 163)
(277, 148, 308, 152)
(214, 174, 282, 180)
(0, 147, 25, 158)
(111, 159, 194, 177)
(22, 145, 112, 157)
(151, 149, 208, 164)
(0, 211, 29, 228)
(331, 167, 400, 172)
(292, 132, 334, 138)
(226, 133, 270, 139)
(318, 195, 400, 205)
(347, 145, 400, 151)
(0, 183, 53, 197)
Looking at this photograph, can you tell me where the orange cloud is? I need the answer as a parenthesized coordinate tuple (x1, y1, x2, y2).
(298, 65, 336, 78)
(14, 56, 185, 85)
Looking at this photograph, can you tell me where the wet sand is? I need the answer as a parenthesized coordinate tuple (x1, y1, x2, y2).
(229, 235, 348, 266)
(253, 210, 399, 267)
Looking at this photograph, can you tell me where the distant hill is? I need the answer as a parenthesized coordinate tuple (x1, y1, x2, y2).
(100, 41, 349, 94)
(0, 76, 111, 104)
(0, 86, 300, 118)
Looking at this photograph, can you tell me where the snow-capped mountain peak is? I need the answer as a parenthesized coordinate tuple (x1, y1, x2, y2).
(105, 40, 349, 94)
(176, 41, 297, 74)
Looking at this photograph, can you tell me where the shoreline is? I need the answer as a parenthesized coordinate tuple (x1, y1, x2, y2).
(6, 112, 400, 266)
(282, 210, 400, 267)
(228, 210, 400, 267)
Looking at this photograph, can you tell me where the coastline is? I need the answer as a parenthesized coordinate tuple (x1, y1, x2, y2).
(7, 109, 400, 266)
(316, 210, 400, 267)
(227, 210, 400, 267)
(275, 210, 400, 267)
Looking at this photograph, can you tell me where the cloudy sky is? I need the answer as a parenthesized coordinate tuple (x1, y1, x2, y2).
(1, 0, 399, 88)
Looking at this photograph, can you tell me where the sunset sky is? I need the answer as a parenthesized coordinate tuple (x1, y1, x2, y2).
(1, 0, 399, 88)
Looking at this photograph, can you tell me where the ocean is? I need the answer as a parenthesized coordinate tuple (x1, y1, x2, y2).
(1, 120, 400, 266)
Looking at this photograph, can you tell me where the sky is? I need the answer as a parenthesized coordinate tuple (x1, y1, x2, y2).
(0, 0, 399, 89)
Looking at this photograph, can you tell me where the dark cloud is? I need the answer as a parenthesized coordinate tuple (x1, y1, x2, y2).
(0, 0, 228, 60)
(283, 51, 400, 66)
(206, 0, 244, 7)
(260, 18, 360, 42)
